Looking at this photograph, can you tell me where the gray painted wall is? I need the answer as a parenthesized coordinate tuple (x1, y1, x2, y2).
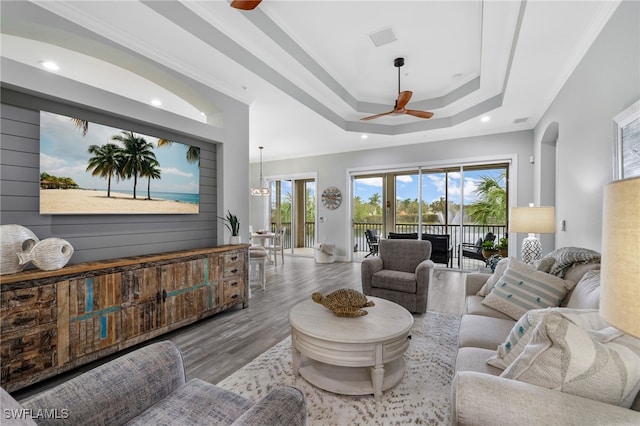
(1, 59, 251, 265)
(0, 94, 217, 264)
(252, 130, 535, 260)
(533, 0, 640, 252)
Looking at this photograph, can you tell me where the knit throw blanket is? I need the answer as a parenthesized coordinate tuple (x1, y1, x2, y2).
(544, 247, 601, 277)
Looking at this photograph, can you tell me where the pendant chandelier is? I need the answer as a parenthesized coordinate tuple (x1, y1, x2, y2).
(251, 146, 270, 196)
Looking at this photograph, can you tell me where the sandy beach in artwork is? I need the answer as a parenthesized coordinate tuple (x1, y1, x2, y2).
(40, 189, 199, 214)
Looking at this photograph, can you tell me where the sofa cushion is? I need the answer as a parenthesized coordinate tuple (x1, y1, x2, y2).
(128, 379, 254, 425)
(372, 270, 416, 293)
(458, 315, 515, 350)
(501, 311, 640, 408)
(456, 347, 503, 376)
(232, 387, 307, 426)
(482, 258, 571, 320)
(22, 340, 187, 426)
(566, 270, 601, 309)
(465, 295, 513, 320)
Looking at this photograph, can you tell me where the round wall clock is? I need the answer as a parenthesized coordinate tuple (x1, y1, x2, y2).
(321, 187, 342, 210)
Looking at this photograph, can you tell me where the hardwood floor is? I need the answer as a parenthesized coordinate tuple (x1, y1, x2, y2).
(12, 256, 466, 400)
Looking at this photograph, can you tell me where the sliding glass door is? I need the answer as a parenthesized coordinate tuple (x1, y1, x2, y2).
(352, 175, 383, 257)
(269, 177, 316, 257)
(351, 163, 508, 269)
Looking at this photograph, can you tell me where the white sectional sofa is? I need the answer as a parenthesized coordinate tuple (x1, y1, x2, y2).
(451, 253, 640, 426)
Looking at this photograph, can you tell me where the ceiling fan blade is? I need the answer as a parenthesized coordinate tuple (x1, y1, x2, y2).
(405, 109, 434, 119)
(360, 110, 395, 121)
(396, 91, 413, 110)
(230, 0, 262, 10)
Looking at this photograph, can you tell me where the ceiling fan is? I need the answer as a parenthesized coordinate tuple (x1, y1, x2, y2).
(361, 58, 434, 121)
(230, 0, 262, 10)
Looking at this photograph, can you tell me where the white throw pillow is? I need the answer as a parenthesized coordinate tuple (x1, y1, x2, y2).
(486, 308, 602, 370)
(477, 257, 511, 296)
(566, 270, 600, 309)
(486, 308, 550, 369)
(501, 311, 640, 408)
(481, 258, 572, 320)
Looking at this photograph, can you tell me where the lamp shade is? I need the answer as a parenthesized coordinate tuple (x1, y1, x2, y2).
(600, 177, 640, 338)
(510, 206, 556, 234)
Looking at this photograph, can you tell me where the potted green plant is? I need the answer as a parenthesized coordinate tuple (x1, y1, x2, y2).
(481, 240, 498, 259)
(496, 237, 508, 257)
(219, 210, 241, 244)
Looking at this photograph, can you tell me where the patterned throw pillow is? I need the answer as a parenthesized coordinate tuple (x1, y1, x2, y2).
(486, 308, 549, 369)
(501, 311, 640, 408)
(481, 258, 572, 320)
(477, 257, 511, 297)
(486, 308, 601, 370)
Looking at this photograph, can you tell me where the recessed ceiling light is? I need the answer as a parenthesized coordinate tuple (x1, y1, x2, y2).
(361, 134, 368, 140)
(40, 61, 59, 71)
(481, 116, 490, 123)
(150, 99, 162, 107)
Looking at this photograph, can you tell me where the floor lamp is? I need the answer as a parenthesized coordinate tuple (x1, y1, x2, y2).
(600, 177, 640, 339)
(510, 205, 556, 263)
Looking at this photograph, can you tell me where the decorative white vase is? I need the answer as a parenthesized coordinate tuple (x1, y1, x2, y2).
(229, 236, 241, 245)
(1, 224, 40, 275)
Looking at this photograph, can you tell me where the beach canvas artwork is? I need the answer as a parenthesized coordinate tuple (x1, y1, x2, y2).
(39, 111, 200, 215)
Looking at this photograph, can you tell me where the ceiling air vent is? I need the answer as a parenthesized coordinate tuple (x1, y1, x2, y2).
(369, 27, 397, 47)
(513, 117, 528, 124)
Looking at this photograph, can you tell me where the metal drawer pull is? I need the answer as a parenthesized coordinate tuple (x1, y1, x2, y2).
(230, 268, 238, 274)
(231, 255, 238, 261)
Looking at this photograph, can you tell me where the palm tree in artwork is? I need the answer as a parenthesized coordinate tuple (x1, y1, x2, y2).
(157, 139, 200, 165)
(113, 131, 157, 199)
(141, 159, 161, 200)
(71, 118, 89, 136)
(86, 143, 124, 197)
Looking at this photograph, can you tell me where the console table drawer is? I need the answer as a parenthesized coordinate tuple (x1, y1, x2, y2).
(222, 279, 244, 305)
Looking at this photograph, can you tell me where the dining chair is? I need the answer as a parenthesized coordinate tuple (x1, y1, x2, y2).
(265, 226, 286, 265)
(249, 246, 267, 291)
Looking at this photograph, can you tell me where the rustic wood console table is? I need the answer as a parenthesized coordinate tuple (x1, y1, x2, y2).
(0, 245, 249, 392)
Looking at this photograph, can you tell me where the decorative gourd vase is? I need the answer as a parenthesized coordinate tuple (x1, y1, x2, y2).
(1, 224, 39, 275)
(229, 236, 241, 245)
(16, 237, 74, 271)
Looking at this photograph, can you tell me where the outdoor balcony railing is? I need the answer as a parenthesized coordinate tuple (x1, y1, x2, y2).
(269, 221, 507, 269)
(353, 222, 507, 269)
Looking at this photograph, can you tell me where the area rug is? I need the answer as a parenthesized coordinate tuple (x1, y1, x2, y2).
(218, 311, 461, 425)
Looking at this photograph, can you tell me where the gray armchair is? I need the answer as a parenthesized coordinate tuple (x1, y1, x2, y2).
(361, 239, 434, 313)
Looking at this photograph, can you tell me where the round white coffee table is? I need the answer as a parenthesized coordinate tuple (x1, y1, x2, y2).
(288, 296, 413, 400)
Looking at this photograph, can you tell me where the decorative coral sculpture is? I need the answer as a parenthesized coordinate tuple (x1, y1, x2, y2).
(311, 289, 375, 317)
